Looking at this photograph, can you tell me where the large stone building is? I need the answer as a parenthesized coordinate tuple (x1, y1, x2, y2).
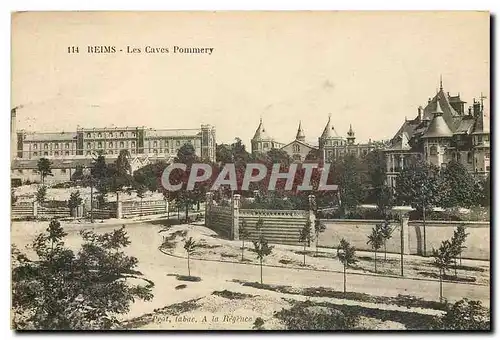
(385, 80, 490, 188)
(251, 116, 378, 162)
(11, 108, 217, 184)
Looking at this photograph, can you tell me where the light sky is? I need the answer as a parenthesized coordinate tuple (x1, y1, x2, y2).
(11, 11, 489, 146)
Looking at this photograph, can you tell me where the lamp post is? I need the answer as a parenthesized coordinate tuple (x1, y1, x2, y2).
(392, 206, 414, 277)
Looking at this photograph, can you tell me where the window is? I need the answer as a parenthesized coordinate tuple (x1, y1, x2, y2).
(293, 144, 300, 153)
(131, 141, 136, 147)
(61, 168, 66, 174)
(293, 154, 301, 161)
(98, 142, 102, 148)
(54, 151, 59, 156)
(98, 133, 102, 138)
(120, 141, 124, 148)
(485, 152, 490, 159)
(485, 135, 489, 142)
(457, 153, 461, 162)
(108, 150, 113, 155)
(44, 143, 48, 149)
(18, 169, 23, 174)
(33, 144, 38, 150)
(153, 149, 158, 154)
(86, 151, 91, 156)
(109, 142, 113, 148)
(165, 140, 169, 147)
(176, 140, 180, 146)
(65, 143, 69, 149)
(44, 151, 48, 156)
(132, 132, 136, 137)
(120, 132, 124, 137)
(429, 145, 438, 156)
(153, 141, 158, 147)
(32, 170, 37, 174)
(109, 132, 113, 137)
(478, 136, 482, 143)
(87, 142, 91, 148)
(86, 133, 91, 138)
(33, 152, 38, 156)
(467, 152, 473, 163)
(263, 142, 269, 148)
(486, 166, 490, 171)
(65, 151, 69, 156)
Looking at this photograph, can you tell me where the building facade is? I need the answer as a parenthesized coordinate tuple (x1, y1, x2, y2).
(384, 81, 490, 188)
(11, 110, 217, 184)
(251, 116, 378, 162)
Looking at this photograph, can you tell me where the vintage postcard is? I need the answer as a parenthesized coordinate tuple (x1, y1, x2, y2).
(10, 11, 490, 331)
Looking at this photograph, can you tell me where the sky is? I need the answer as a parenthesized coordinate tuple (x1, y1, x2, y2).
(11, 11, 489, 147)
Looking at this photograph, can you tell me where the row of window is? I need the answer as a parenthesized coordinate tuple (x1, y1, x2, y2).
(32, 143, 72, 150)
(32, 151, 71, 157)
(85, 131, 136, 138)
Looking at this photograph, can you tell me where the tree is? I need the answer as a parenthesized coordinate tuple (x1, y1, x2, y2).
(432, 240, 454, 302)
(70, 165, 84, 182)
(314, 219, 326, 255)
(433, 298, 490, 330)
(365, 150, 393, 217)
(367, 225, 384, 272)
(378, 220, 393, 261)
(395, 159, 440, 256)
(481, 174, 490, 207)
(68, 191, 83, 217)
(337, 238, 357, 293)
(109, 150, 133, 204)
(37, 158, 53, 185)
(299, 220, 312, 265)
(338, 155, 366, 215)
(11, 188, 18, 206)
(239, 220, 250, 261)
(252, 233, 274, 284)
(135, 184, 147, 217)
(133, 161, 169, 193)
(450, 224, 469, 276)
(36, 186, 47, 204)
(183, 237, 198, 277)
(11, 221, 153, 330)
(439, 160, 482, 208)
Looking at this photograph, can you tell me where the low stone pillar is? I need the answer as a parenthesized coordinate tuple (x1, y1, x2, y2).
(232, 194, 241, 241)
(401, 215, 410, 255)
(32, 201, 38, 218)
(116, 200, 123, 219)
(308, 195, 316, 245)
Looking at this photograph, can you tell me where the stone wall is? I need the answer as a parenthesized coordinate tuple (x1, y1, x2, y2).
(318, 219, 489, 261)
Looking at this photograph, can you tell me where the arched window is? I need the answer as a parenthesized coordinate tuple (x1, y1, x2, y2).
(293, 144, 300, 153)
(109, 142, 113, 148)
(98, 142, 102, 148)
(429, 145, 438, 156)
(44, 143, 48, 149)
(87, 142, 91, 148)
(467, 152, 473, 163)
(120, 141, 124, 148)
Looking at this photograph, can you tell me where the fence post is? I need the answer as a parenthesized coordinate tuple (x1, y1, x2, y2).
(32, 200, 38, 218)
(232, 194, 241, 241)
(401, 215, 410, 255)
(308, 194, 316, 244)
(116, 200, 123, 219)
(205, 192, 213, 228)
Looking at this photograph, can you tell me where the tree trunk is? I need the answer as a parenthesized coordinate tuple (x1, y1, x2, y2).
(343, 264, 346, 293)
(90, 185, 94, 223)
(140, 198, 143, 218)
(185, 202, 189, 222)
(374, 250, 377, 273)
(384, 242, 387, 261)
(459, 252, 462, 266)
(260, 258, 263, 284)
(303, 243, 306, 265)
(423, 206, 427, 256)
(187, 254, 191, 277)
(316, 236, 319, 255)
(439, 269, 443, 302)
(454, 258, 457, 277)
(197, 201, 200, 211)
(177, 206, 180, 220)
(241, 239, 245, 261)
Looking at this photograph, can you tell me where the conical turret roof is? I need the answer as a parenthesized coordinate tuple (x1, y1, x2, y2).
(252, 118, 272, 141)
(422, 101, 453, 138)
(320, 114, 339, 139)
(296, 121, 305, 141)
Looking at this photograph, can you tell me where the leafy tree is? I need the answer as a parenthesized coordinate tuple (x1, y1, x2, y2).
(337, 238, 357, 293)
(338, 155, 366, 215)
(395, 159, 440, 256)
(133, 161, 168, 193)
(367, 225, 384, 272)
(378, 220, 393, 261)
(253, 233, 274, 284)
(450, 224, 469, 276)
(365, 150, 393, 216)
(70, 165, 84, 182)
(37, 158, 53, 185)
(481, 174, 490, 207)
(183, 237, 198, 277)
(36, 186, 47, 204)
(239, 220, 250, 261)
(108, 150, 133, 203)
(432, 240, 454, 302)
(314, 219, 326, 255)
(135, 184, 147, 217)
(252, 317, 265, 330)
(11, 221, 153, 330)
(11, 188, 18, 206)
(439, 160, 482, 208)
(68, 191, 83, 217)
(299, 220, 312, 265)
(433, 298, 490, 330)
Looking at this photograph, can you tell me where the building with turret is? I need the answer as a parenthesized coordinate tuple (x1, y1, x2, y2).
(385, 79, 490, 188)
(251, 116, 378, 162)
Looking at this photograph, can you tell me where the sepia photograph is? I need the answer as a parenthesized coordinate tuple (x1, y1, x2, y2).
(10, 11, 490, 331)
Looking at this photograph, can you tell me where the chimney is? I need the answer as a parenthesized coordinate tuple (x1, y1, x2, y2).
(473, 99, 481, 117)
(428, 97, 432, 104)
(417, 106, 423, 121)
